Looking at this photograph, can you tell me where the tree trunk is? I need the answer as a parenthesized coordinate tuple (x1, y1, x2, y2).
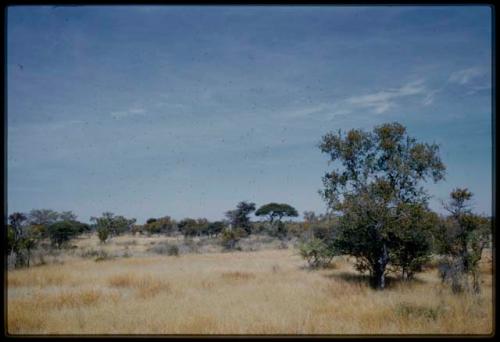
(402, 268, 408, 282)
(372, 243, 389, 289)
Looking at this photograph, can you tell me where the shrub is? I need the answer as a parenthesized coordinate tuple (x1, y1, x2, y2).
(149, 242, 180, 256)
(167, 244, 179, 256)
(395, 302, 444, 322)
(94, 250, 113, 262)
(221, 228, 246, 250)
(298, 238, 337, 268)
(97, 227, 110, 243)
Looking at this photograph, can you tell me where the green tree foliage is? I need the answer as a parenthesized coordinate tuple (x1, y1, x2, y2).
(255, 203, 298, 239)
(255, 203, 299, 224)
(220, 227, 246, 250)
(207, 221, 226, 237)
(47, 221, 80, 248)
(320, 122, 445, 289)
(27, 209, 59, 238)
(298, 237, 338, 268)
(388, 203, 439, 281)
(143, 216, 176, 235)
(177, 218, 209, 238)
(97, 226, 110, 243)
(436, 189, 491, 293)
(90, 212, 136, 240)
(225, 201, 256, 234)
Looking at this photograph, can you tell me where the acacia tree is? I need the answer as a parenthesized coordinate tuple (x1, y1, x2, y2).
(320, 122, 445, 289)
(255, 203, 299, 238)
(225, 201, 256, 234)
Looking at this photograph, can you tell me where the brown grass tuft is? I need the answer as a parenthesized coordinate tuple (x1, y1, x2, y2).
(220, 271, 256, 281)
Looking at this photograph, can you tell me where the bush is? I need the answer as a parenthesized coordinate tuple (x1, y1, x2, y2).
(395, 302, 444, 322)
(94, 250, 113, 262)
(97, 227, 110, 243)
(298, 238, 337, 268)
(149, 242, 180, 256)
(221, 228, 246, 250)
(167, 245, 179, 256)
(437, 258, 467, 293)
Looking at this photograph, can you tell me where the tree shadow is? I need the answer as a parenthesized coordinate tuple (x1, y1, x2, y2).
(298, 263, 337, 272)
(324, 271, 426, 289)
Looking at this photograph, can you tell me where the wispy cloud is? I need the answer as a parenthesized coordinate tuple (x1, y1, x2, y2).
(345, 80, 427, 114)
(448, 67, 487, 85)
(276, 80, 437, 121)
(110, 107, 146, 119)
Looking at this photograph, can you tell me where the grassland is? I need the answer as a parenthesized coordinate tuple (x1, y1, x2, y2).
(6, 234, 494, 335)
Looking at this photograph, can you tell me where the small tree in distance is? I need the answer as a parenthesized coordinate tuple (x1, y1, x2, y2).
(225, 201, 256, 235)
(255, 203, 299, 239)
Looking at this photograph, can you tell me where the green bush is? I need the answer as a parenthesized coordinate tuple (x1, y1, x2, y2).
(221, 228, 246, 250)
(395, 302, 444, 322)
(298, 238, 337, 268)
(97, 226, 110, 243)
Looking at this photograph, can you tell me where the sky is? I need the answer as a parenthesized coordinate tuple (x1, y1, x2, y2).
(7, 5, 493, 223)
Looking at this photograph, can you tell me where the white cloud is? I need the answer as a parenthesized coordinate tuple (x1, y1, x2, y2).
(345, 79, 427, 114)
(276, 79, 437, 121)
(422, 88, 441, 106)
(448, 67, 487, 85)
(110, 107, 147, 119)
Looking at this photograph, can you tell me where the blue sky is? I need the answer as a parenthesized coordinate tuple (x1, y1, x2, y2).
(7, 6, 492, 223)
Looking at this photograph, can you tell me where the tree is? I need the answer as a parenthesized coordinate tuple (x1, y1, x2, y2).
(90, 212, 136, 239)
(388, 203, 439, 281)
(178, 218, 201, 238)
(436, 188, 491, 293)
(28, 209, 59, 235)
(225, 201, 256, 234)
(144, 216, 175, 235)
(207, 221, 226, 238)
(59, 211, 78, 222)
(8, 212, 29, 267)
(255, 203, 299, 224)
(255, 203, 298, 239)
(47, 221, 79, 248)
(320, 122, 445, 289)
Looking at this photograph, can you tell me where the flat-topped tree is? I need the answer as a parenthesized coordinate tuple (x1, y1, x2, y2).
(319, 122, 445, 289)
(255, 203, 298, 238)
(255, 203, 298, 224)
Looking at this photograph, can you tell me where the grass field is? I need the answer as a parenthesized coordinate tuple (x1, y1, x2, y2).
(6, 234, 494, 335)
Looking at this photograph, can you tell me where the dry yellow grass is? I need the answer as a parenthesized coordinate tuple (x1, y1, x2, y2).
(7, 237, 494, 336)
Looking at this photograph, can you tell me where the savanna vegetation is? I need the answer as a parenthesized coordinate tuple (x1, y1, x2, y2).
(6, 122, 493, 335)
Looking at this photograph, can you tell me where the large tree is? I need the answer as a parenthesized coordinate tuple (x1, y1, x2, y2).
(320, 122, 445, 289)
(225, 201, 256, 234)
